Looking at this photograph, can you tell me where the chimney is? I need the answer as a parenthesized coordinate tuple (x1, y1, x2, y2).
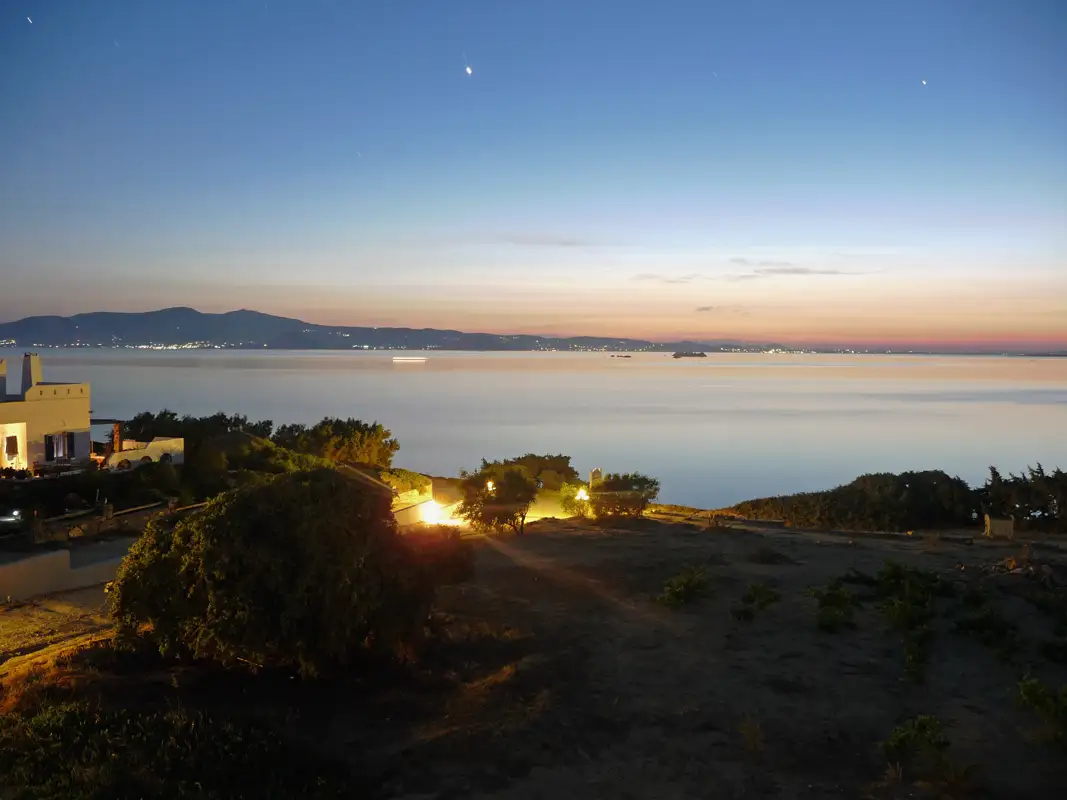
(21, 353, 42, 396)
(0, 358, 6, 399)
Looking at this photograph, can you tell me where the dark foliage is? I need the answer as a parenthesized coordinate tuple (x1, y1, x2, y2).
(731, 470, 977, 532)
(732, 465, 1067, 534)
(0, 461, 184, 520)
(495, 453, 580, 491)
(108, 468, 453, 676)
(124, 410, 274, 447)
(457, 461, 539, 535)
(590, 472, 660, 518)
(271, 418, 398, 468)
(980, 464, 1067, 533)
(0, 700, 351, 799)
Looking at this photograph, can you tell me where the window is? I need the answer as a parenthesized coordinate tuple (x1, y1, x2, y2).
(44, 433, 75, 461)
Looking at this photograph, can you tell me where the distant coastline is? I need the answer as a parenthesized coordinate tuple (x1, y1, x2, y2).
(1, 307, 1063, 358)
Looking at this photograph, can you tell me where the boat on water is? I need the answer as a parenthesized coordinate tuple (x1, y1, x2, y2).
(672, 351, 707, 359)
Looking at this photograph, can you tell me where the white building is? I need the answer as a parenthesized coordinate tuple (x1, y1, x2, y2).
(0, 354, 91, 473)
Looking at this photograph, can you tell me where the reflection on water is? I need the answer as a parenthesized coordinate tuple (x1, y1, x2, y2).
(4, 349, 1064, 508)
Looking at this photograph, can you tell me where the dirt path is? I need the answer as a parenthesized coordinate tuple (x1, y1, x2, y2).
(0, 585, 111, 668)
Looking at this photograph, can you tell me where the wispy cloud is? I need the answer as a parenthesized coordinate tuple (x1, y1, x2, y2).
(695, 304, 749, 315)
(724, 265, 855, 282)
(634, 273, 704, 285)
(729, 258, 794, 268)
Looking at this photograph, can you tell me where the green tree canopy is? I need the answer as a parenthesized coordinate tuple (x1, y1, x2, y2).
(124, 410, 274, 445)
(590, 472, 660, 518)
(457, 461, 539, 535)
(495, 453, 579, 491)
(272, 418, 399, 468)
(109, 468, 443, 676)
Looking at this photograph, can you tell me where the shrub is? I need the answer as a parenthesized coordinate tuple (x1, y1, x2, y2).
(1017, 676, 1067, 748)
(657, 566, 711, 608)
(810, 584, 857, 632)
(0, 700, 351, 799)
(108, 468, 443, 676)
(882, 715, 950, 776)
(457, 462, 538, 535)
(590, 472, 660, 518)
(560, 481, 592, 519)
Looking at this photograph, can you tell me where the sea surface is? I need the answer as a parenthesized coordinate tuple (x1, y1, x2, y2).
(3, 349, 1065, 508)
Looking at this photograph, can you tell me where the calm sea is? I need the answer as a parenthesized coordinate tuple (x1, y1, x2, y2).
(3, 349, 1065, 508)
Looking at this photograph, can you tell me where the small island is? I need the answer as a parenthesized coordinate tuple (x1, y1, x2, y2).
(672, 351, 707, 359)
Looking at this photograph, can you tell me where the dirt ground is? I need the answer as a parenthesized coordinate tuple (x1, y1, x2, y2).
(2, 519, 1066, 798)
(0, 586, 111, 667)
(350, 520, 1067, 799)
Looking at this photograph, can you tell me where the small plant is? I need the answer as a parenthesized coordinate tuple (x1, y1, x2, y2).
(657, 567, 711, 608)
(811, 584, 857, 632)
(873, 562, 955, 683)
(1016, 675, 1067, 748)
(883, 715, 949, 774)
(955, 602, 1022, 663)
(733, 582, 781, 622)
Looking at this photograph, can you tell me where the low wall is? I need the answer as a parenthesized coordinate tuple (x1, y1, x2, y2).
(0, 537, 134, 602)
(394, 500, 461, 528)
(395, 500, 434, 527)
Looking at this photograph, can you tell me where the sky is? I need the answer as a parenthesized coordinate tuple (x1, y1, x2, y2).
(1, 0, 1065, 348)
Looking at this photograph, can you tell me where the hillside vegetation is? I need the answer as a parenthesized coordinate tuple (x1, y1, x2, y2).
(731, 466, 1067, 533)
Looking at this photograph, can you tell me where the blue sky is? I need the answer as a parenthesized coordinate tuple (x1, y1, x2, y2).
(2, 0, 1065, 345)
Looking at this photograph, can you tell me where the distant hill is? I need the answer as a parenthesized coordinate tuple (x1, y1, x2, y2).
(0, 307, 757, 353)
(0, 307, 1062, 355)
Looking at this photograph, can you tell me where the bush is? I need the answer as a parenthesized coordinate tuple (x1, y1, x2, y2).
(657, 567, 711, 608)
(590, 472, 660, 518)
(560, 481, 592, 518)
(731, 470, 978, 532)
(457, 462, 538, 535)
(0, 700, 350, 799)
(108, 468, 442, 676)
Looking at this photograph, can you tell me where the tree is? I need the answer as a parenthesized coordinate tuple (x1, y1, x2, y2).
(497, 454, 579, 491)
(108, 468, 449, 676)
(123, 410, 274, 445)
(457, 463, 538, 535)
(590, 472, 660, 518)
(272, 418, 399, 468)
(560, 481, 592, 518)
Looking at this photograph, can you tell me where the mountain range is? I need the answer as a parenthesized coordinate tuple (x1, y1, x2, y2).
(0, 308, 1062, 356)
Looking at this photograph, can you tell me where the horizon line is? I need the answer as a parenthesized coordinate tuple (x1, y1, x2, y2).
(0, 305, 1064, 353)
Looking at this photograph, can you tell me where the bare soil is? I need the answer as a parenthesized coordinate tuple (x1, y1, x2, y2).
(355, 520, 1067, 799)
